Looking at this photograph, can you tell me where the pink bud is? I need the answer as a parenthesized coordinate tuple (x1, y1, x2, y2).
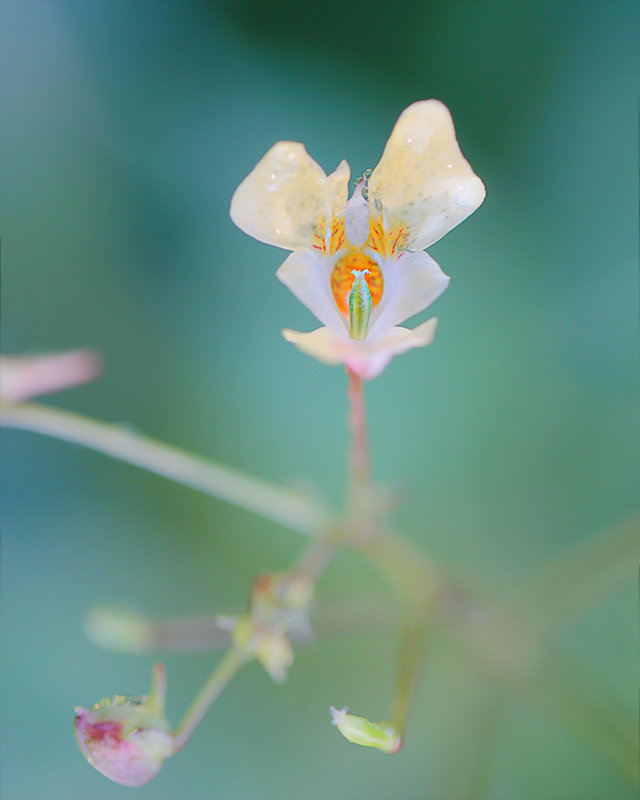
(74, 664, 173, 787)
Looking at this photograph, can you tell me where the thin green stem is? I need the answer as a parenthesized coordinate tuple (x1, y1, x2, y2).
(0, 402, 329, 536)
(148, 662, 167, 717)
(390, 612, 430, 734)
(171, 648, 245, 754)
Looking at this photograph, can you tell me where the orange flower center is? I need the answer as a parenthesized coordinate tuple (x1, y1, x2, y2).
(331, 249, 383, 314)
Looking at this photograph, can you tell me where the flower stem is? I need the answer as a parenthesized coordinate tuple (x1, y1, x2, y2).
(390, 613, 431, 734)
(171, 648, 245, 754)
(0, 402, 328, 536)
(148, 662, 167, 716)
(346, 367, 370, 509)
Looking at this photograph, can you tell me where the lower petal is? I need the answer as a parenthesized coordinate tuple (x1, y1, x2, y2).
(370, 250, 449, 333)
(282, 319, 438, 380)
(276, 250, 345, 331)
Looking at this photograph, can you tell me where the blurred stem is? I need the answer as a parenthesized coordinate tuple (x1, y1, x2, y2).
(514, 511, 640, 631)
(524, 650, 638, 782)
(85, 595, 407, 655)
(0, 402, 329, 536)
(362, 530, 444, 606)
(84, 606, 232, 654)
(171, 648, 245, 754)
(294, 530, 341, 584)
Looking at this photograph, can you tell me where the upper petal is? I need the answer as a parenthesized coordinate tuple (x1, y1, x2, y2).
(369, 250, 449, 334)
(230, 142, 349, 252)
(276, 250, 345, 331)
(282, 318, 438, 380)
(368, 100, 485, 251)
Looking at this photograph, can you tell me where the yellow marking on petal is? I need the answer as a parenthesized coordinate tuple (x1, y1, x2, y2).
(313, 215, 346, 256)
(366, 215, 409, 259)
(331, 249, 383, 314)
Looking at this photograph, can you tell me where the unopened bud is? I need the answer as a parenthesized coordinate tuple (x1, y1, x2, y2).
(330, 706, 402, 754)
(74, 663, 173, 786)
(348, 270, 372, 340)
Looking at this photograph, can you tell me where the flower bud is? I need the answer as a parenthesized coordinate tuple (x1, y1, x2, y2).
(74, 663, 173, 786)
(330, 706, 402, 754)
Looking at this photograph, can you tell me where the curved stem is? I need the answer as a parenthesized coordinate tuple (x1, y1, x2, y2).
(0, 402, 329, 536)
(391, 612, 430, 734)
(171, 648, 245, 754)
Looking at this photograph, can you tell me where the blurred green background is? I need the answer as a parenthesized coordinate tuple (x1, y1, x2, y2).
(2, 1, 638, 798)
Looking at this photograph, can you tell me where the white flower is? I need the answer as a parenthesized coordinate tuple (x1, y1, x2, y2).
(230, 100, 485, 380)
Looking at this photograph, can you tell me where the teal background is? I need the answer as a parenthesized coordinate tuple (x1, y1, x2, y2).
(2, 1, 638, 798)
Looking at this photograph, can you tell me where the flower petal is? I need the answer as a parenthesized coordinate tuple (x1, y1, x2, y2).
(230, 141, 349, 251)
(0, 350, 101, 402)
(369, 250, 449, 333)
(282, 319, 438, 380)
(368, 100, 485, 251)
(276, 250, 345, 331)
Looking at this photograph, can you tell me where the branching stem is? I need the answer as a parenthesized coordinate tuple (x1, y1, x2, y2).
(0, 403, 328, 536)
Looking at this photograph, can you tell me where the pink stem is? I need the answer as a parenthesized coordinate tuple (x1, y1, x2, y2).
(346, 367, 370, 502)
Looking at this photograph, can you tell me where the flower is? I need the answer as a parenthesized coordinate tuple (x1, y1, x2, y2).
(230, 100, 485, 379)
(74, 663, 173, 787)
(217, 572, 314, 683)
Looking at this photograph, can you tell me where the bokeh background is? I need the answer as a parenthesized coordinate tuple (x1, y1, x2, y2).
(2, 1, 638, 798)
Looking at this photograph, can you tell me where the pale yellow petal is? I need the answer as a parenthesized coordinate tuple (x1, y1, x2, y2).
(230, 142, 349, 252)
(368, 100, 485, 251)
